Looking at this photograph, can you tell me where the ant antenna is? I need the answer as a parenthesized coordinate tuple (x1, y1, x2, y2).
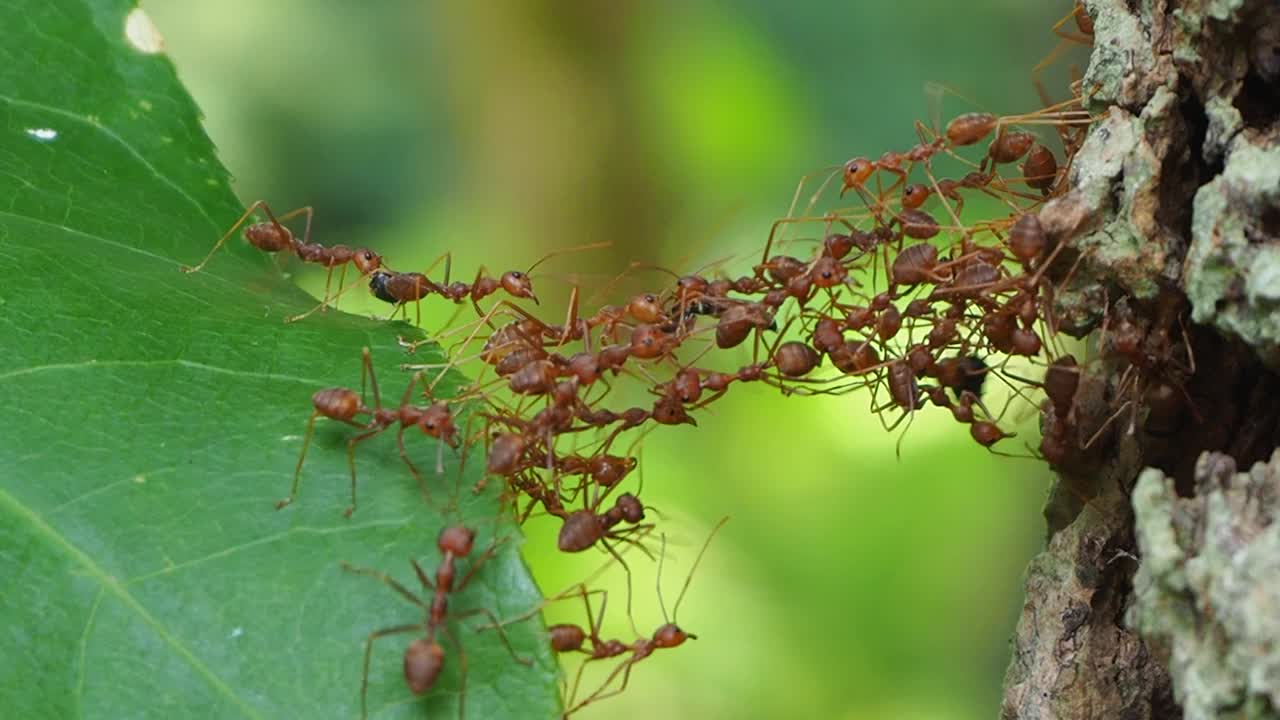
(660, 516, 730, 625)
(525, 241, 614, 275)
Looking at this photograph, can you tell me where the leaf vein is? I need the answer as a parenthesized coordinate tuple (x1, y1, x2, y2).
(0, 93, 222, 235)
(0, 486, 264, 719)
(0, 358, 327, 386)
(125, 519, 412, 584)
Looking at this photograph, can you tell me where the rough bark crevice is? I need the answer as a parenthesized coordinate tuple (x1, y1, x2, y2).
(1000, 0, 1280, 717)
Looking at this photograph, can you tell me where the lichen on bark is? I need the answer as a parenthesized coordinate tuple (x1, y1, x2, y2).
(1129, 451, 1280, 719)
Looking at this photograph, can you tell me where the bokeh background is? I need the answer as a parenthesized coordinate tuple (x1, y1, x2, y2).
(143, 1, 1087, 717)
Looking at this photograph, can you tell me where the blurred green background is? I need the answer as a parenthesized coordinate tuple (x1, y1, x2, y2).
(144, 1, 1085, 717)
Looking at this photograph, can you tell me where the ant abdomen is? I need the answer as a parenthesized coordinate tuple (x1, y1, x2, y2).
(404, 638, 446, 694)
(549, 624, 587, 653)
(945, 112, 998, 146)
(1008, 213, 1047, 265)
(558, 510, 605, 552)
(893, 243, 940, 286)
(987, 130, 1036, 164)
(888, 362, 920, 410)
(899, 209, 940, 240)
(487, 433, 528, 475)
(774, 341, 821, 377)
(313, 388, 363, 420)
(1022, 144, 1059, 193)
(244, 222, 294, 252)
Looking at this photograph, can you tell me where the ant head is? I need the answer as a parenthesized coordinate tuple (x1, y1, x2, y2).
(652, 396, 697, 427)
(629, 324, 670, 360)
(901, 183, 930, 209)
(437, 526, 476, 556)
(616, 493, 645, 523)
(842, 157, 873, 191)
(652, 623, 695, 648)
(676, 275, 708, 300)
(971, 421, 1012, 448)
(352, 248, 383, 274)
(368, 270, 398, 304)
(499, 271, 538, 303)
(403, 638, 446, 695)
(627, 293, 666, 324)
(810, 256, 847, 289)
(418, 405, 459, 447)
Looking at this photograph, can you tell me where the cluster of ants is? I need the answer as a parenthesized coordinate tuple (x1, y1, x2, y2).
(176, 5, 1155, 717)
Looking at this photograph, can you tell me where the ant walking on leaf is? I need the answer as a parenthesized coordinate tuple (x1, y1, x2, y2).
(341, 525, 532, 720)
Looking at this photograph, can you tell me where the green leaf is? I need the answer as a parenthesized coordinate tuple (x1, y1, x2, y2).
(0, 1, 559, 717)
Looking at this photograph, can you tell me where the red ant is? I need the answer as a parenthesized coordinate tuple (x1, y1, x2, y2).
(562, 517, 727, 715)
(340, 525, 531, 719)
(373, 242, 610, 329)
(281, 348, 464, 516)
(181, 201, 384, 317)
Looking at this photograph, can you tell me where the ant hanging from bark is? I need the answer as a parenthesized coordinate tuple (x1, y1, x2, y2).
(340, 525, 532, 720)
(181, 201, 384, 316)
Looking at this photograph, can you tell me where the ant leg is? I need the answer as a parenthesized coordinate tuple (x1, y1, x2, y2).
(345, 426, 390, 517)
(437, 624, 468, 720)
(285, 269, 372, 323)
(318, 266, 336, 315)
(455, 606, 533, 666)
(396, 426, 429, 505)
(571, 658, 639, 715)
(181, 200, 277, 273)
(269, 205, 315, 244)
(363, 347, 383, 410)
(409, 558, 438, 592)
(355, 624, 422, 720)
(342, 561, 431, 604)
(281, 412, 367, 509)
(280, 411, 320, 510)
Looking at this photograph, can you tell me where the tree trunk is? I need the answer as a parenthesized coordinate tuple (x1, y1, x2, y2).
(1000, 1, 1280, 718)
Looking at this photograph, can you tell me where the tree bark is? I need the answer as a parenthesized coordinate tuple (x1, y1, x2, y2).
(1000, 1, 1280, 718)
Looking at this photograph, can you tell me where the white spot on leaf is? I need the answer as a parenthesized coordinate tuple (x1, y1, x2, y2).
(139, 99, 153, 111)
(125, 8, 165, 54)
(133, 474, 146, 484)
(25, 128, 58, 141)
(229, 627, 244, 639)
